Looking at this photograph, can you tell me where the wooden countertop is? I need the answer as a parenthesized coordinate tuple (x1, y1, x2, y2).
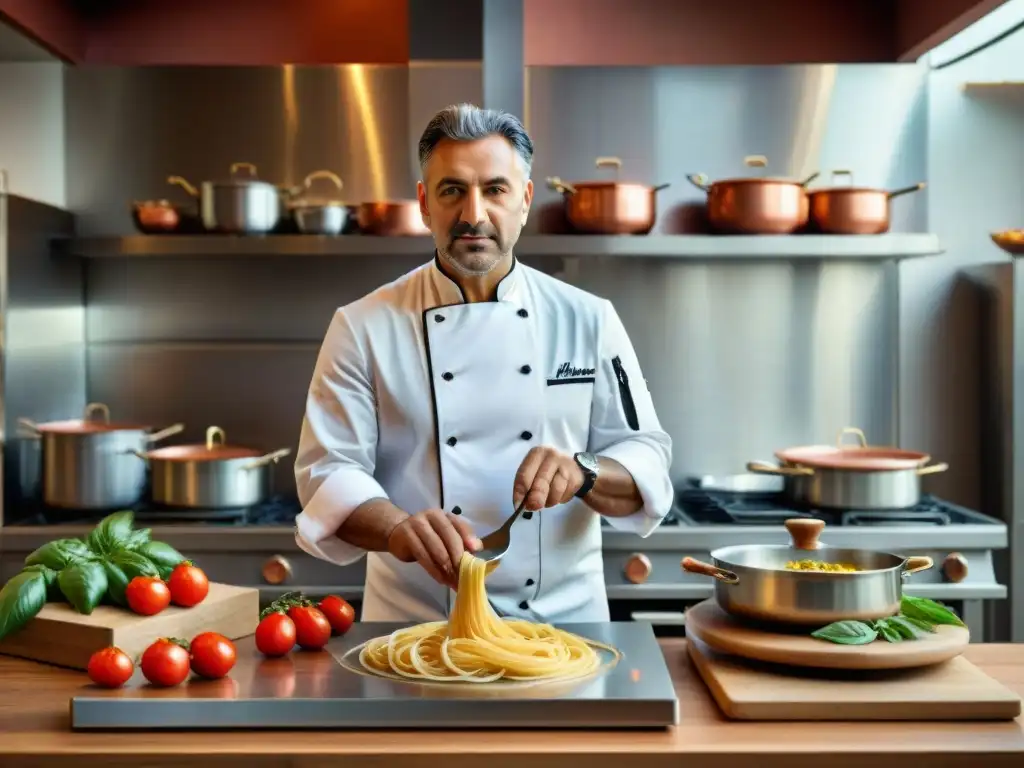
(1, 639, 1022, 768)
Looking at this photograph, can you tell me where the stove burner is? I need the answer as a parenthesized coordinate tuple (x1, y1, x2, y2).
(6, 495, 303, 527)
(674, 486, 997, 527)
(844, 511, 952, 527)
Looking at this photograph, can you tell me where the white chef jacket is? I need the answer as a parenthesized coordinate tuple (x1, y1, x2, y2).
(293, 255, 673, 623)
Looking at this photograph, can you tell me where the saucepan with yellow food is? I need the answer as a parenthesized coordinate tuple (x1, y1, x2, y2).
(681, 518, 933, 626)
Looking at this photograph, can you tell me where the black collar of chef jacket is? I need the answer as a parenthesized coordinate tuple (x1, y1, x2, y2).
(431, 250, 519, 305)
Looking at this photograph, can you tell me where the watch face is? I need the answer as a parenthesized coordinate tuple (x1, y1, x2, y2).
(576, 452, 599, 474)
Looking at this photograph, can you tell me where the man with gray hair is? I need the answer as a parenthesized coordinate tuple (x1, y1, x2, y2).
(293, 103, 673, 623)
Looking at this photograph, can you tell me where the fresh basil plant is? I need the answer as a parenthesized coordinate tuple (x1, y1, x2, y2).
(0, 510, 187, 642)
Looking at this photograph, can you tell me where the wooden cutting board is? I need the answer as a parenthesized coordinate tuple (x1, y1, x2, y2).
(687, 633, 1022, 721)
(0, 582, 259, 670)
(686, 599, 970, 670)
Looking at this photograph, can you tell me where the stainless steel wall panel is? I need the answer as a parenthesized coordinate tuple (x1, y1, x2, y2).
(85, 343, 320, 495)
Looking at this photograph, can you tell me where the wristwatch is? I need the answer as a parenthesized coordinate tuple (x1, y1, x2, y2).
(573, 452, 599, 499)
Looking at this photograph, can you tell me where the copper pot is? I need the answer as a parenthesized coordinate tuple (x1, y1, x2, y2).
(356, 200, 430, 236)
(546, 157, 670, 235)
(686, 155, 819, 235)
(808, 172, 925, 235)
(130, 199, 202, 234)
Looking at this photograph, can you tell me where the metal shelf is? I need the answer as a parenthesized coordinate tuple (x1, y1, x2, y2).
(60, 233, 944, 261)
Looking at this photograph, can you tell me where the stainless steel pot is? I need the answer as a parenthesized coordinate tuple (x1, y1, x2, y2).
(19, 403, 184, 510)
(169, 162, 283, 234)
(681, 518, 934, 626)
(135, 425, 291, 509)
(747, 427, 948, 509)
(288, 170, 348, 235)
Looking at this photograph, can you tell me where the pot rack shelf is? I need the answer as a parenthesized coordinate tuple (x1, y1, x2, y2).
(60, 234, 943, 261)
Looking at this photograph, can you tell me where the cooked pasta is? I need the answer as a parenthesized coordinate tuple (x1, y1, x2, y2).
(357, 553, 612, 684)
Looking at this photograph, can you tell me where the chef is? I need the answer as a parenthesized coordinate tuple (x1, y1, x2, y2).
(293, 103, 673, 623)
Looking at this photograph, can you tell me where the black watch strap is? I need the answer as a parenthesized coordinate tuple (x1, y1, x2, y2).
(574, 452, 599, 498)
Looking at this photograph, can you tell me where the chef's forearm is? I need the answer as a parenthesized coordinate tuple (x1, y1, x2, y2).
(335, 497, 410, 552)
(583, 457, 643, 517)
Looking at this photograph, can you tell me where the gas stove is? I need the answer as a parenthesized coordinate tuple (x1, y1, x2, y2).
(601, 482, 1008, 640)
(5, 495, 303, 527)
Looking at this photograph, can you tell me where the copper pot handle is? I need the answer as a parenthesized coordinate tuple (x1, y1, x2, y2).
(917, 462, 948, 476)
(681, 557, 739, 585)
(241, 447, 293, 471)
(746, 460, 814, 477)
(594, 156, 622, 172)
(888, 182, 926, 199)
(147, 424, 185, 443)
(836, 427, 868, 448)
(685, 173, 710, 191)
(300, 170, 344, 193)
(652, 183, 671, 193)
(206, 426, 226, 450)
(546, 176, 577, 195)
(17, 418, 40, 436)
(744, 155, 768, 169)
(167, 175, 199, 197)
(230, 162, 258, 178)
(84, 403, 111, 423)
(902, 556, 934, 576)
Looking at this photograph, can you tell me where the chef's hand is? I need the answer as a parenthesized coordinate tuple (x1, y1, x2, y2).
(387, 509, 482, 589)
(513, 446, 585, 512)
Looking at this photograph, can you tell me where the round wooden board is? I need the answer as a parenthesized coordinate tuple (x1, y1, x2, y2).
(685, 599, 970, 670)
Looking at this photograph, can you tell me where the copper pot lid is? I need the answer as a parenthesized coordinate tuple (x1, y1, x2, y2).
(288, 169, 346, 208)
(547, 156, 669, 193)
(775, 428, 930, 471)
(688, 155, 820, 188)
(144, 426, 293, 468)
(21, 403, 153, 434)
(808, 171, 927, 197)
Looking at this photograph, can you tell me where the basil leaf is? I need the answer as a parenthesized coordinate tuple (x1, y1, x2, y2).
(0, 570, 49, 642)
(24, 538, 92, 571)
(811, 620, 878, 645)
(86, 511, 135, 557)
(136, 540, 185, 579)
(20, 563, 57, 589)
(102, 560, 130, 607)
(873, 619, 904, 643)
(103, 550, 161, 606)
(901, 615, 937, 633)
(900, 595, 966, 628)
(58, 560, 108, 615)
(124, 528, 152, 551)
(887, 615, 931, 640)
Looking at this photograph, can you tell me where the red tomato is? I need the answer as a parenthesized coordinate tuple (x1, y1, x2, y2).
(126, 576, 171, 616)
(189, 632, 236, 679)
(86, 646, 134, 688)
(287, 605, 331, 650)
(318, 595, 355, 635)
(140, 638, 191, 687)
(255, 612, 296, 657)
(168, 561, 209, 608)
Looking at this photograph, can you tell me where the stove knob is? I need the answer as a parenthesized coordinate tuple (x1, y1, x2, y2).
(262, 555, 293, 585)
(624, 553, 652, 584)
(943, 552, 968, 583)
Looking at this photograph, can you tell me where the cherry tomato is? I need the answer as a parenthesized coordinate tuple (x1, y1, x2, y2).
(255, 612, 296, 657)
(287, 605, 331, 650)
(318, 595, 356, 635)
(126, 576, 171, 616)
(189, 632, 236, 679)
(168, 561, 209, 608)
(86, 646, 134, 688)
(140, 638, 191, 687)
